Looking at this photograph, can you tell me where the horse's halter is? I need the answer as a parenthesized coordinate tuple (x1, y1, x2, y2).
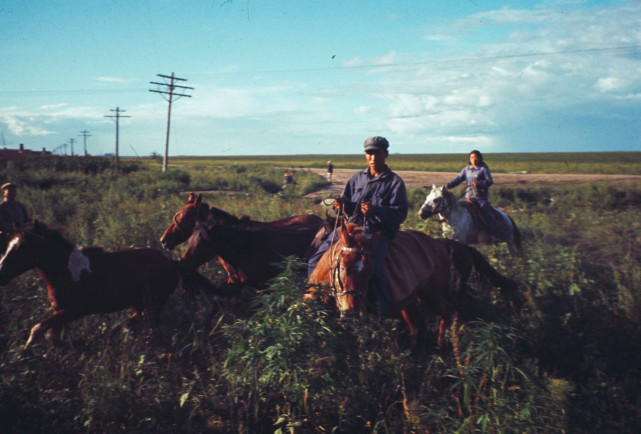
(428, 191, 453, 221)
(329, 245, 372, 299)
(171, 205, 204, 237)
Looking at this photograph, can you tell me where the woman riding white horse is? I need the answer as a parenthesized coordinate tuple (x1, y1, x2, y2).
(418, 150, 522, 256)
(446, 150, 497, 234)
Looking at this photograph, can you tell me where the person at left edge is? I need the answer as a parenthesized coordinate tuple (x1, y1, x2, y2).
(0, 182, 31, 252)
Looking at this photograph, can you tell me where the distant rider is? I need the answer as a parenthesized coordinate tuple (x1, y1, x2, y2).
(308, 136, 408, 314)
(446, 150, 499, 234)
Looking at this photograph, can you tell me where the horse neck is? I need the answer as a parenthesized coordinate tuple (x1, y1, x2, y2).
(309, 236, 346, 284)
(34, 236, 76, 286)
(209, 207, 241, 225)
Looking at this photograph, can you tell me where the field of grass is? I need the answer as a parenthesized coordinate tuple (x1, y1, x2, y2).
(0, 154, 640, 432)
(143, 151, 641, 175)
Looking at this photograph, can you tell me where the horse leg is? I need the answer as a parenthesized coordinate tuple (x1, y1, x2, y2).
(400, 309, 419, 345)
(401, 306, 428, 356)
(436, 315, 446, 349)
(24, 310, 80, 349)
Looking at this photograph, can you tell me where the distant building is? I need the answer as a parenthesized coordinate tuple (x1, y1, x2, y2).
(0, 143, 52, 161)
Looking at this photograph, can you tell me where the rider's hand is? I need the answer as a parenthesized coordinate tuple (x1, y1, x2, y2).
(360, 201, 372, 215)
(333, 197, 343, 210)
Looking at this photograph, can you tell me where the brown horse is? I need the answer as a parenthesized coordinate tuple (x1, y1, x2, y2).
(0, 221, 186, 349)
(181, 218, 325, 291)
(160, 193, 322, 250)
(161, 193, 325, 294)
(306, 222, 517, 349)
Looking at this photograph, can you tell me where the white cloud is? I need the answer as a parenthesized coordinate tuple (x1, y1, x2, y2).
(96, 76, 132, 83)
(595, 76, 624, 92)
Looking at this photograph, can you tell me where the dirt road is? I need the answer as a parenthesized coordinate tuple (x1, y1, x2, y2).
(304, 168, 641, 199)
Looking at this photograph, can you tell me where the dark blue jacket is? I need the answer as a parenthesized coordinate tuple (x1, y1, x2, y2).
(446, 164, 493, 201)
(338, 166, 408, 238)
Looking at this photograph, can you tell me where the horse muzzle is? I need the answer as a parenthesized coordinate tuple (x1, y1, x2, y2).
(418, 207, 434, 219)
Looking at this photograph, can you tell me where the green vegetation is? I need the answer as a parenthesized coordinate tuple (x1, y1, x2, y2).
(0, 154, 640, 432)
(144, 151, 641, 174)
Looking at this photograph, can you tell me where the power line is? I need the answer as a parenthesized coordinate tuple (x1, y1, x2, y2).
(104, 107, 131, 165)
(149, 72, 193, 172)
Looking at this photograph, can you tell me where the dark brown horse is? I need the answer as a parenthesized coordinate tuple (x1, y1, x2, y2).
(161, 193, 325, 294)
(306, 222, 517, 349)
(160, 193, 323, 250)
(0, 221, 186, 349)
(181, 218, 325, 291)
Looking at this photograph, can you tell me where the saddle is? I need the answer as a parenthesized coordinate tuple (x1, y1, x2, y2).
(464, 200, 501, 235)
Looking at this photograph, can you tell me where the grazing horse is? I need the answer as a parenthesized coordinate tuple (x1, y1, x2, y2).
(306, 222, 517, 349)
(160, 193, 323, 250)
(0, 221, 184, 349)
(181, 218, 326, 292)
(418, 184, 522, 256)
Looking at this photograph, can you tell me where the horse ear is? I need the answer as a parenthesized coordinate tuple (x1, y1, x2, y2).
(432, 184, 437, 191)
(195, 194, 202, 206)
(188, 192, 196, 202)
(338, 221, 353, 247)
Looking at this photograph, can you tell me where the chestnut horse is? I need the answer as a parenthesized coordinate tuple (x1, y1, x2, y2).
(160, 193, 323, 250)
(161, 193, 325, 294)
(181, 219, 326, 291)
(306, 222, 518, 349)
(0, 221, 186, 349)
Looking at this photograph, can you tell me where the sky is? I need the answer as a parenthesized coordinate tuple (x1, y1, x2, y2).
(1, 0, 640, 156)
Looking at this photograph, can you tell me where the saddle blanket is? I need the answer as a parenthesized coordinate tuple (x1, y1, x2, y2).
(384, 230, 448, 311)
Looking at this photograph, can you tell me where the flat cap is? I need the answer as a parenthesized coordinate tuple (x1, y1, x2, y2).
(1, 182, 16, 190)
(363, 136, 389, 151)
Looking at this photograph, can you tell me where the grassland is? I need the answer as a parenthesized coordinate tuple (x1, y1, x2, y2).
(0, 154, 640, 432)
(149, 151, 641, 174)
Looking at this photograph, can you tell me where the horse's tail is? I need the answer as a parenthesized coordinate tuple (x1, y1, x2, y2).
(448, 241, 517, 292)
(508, 216, 523, 254)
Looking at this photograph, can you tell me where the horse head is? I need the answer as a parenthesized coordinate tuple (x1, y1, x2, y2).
(419, 184, 450, 220)
(0, 221, 55, 286)
(331, 222, 380, 317)
(160, 193, 209, 250)
(180, 221, 218, 269)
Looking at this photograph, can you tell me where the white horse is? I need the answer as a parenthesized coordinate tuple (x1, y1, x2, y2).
(418, 184, 522, 256)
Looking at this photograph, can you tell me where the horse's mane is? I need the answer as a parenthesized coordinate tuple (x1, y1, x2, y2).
(30, 222, 75, 251)
(208, 205, 243, 224)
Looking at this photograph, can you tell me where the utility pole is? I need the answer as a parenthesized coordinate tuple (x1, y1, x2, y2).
(79, 130, 91, 156)
(149, 72, 193, 172)
(105, 107, 130, 165)
(68, 138, 76, 156)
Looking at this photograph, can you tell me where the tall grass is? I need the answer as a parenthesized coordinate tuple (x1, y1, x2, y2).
(0, 155, 640, 432)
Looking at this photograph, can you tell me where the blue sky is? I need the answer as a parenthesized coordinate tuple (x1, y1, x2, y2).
(1, 0, 640, 156)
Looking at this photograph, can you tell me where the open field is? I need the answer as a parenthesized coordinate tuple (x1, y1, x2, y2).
(1, 155, 640, 432)
(147, 151, 641, 174)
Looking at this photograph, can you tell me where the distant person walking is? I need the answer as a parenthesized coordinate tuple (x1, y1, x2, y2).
(446, 150, 499, 234)
(283, 170, 295, 188)
(0, 182, 31, 252)
(326, 161, 334, 183)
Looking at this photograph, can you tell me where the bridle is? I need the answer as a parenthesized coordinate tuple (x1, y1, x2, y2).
(329, 245, 372, 298)
(426, 190, 453, 223)
(171, 205, 207, 238)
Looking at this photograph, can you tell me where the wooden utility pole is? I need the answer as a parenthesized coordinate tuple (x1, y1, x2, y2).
(68, 138, 75, 156)
(105, 107, 130, 165)
(79, 130, 91, 156)
(149, 73, 193, 172)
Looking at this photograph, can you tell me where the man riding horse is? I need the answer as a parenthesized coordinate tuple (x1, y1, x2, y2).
(0, 182, 31, 253)
(307, 136, 408, 314)
(446, 150, 499, 235)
